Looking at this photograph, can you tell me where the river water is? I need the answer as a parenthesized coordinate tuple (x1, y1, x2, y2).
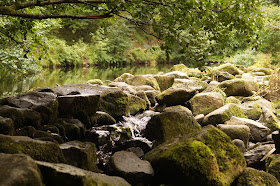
(0, 64, 173, 98)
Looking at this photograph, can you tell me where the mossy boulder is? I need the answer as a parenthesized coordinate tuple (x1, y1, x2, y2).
(0, 153, 43, 186)
(164, 71, 189, 79)
(56, 118, 85, 141)
(213, 63, 240, 75)
(114, 73, 134, 82)
(16, 126, 36, 138)
(60, 141, 99, 172)
(217, 124, 250, 147)
(218, 78, 259, 97)
(90, 111, 116, 126)
(226, 116, 270, 142)
(145, 106, 201, 146)
(202, 103, 246, 126)
(266, 154, 280, 182)
(109, 82, 137, 94)
(36, 161, 131, 186)
(156, 87, 196, 107)
(249, 68, 274, 75)
(128, 94, 146, 115)
(258, 106, 280, 132)
(145, 90, 159, 107)
(235, 167, 280, 186)
(225, 96, 241, 104)
(0, 91, 58, 124)
(0, 134, 65, 163)
(87, 79, 103, 85)
(125, 75, 160, 91)
(154, 75, 174, 91)
(190, 92, 225, 116)
(144, 125, 246, 185)
(171, 63, 188, 71)
(0, 105, 28, 129)
(0, 116, 14, 135)
(173, 78, 208, 92)
(240, 102, 263, 120)
(212, 70, 235, 82)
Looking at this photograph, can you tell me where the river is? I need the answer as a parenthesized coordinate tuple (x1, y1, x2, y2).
(0, 64, 174, 98)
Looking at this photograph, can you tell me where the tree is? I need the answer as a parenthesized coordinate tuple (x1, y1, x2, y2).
(0, 0, 263, 61)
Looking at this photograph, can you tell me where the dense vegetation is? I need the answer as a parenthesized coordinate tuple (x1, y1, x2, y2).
(0, 0, 280, 77)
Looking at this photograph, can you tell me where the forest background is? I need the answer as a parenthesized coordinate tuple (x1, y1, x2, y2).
(1, 0, 280, 78)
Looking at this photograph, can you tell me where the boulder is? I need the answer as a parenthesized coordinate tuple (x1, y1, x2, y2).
(202, 103, 246, 126)
(0, 153, 43, 186)
(154, 75, 174, 91)
(53, 84, 130, 120)
(240, 102, 263, 120)
(0, 116, 14, 135)
(266, 154, 280, 182)
(135, 91, 151, 109)
(59, 141, 99, 172)
(218, 78, 259, 96)
(128, 94, 146, 115)
(226, 116, 270, 142)
(249, 68, 274, 75)
(194, 114, 204, 124)
(171, 63, 188, 71)
(0, 91, 58, 124)
(0, 134, 65, 163)
(213, 63, 240, 75)
(144, 125, 246, 185)
(36, 161, 131, 186)
(242, 97, 277, 114)
(164, 71, 189, 79)
(217, 124, 250, 147)
(125, 75, 160, 91)
(235, 167, 280, 186)
(15, 126, 36, 138)
(225, 96, 241, 104)
(212, 70, 235, 82)
(145, 106, 201, 146)
(56, 118, 85, 141)
(145, 90, 160, 107)
(258, 106, 280, 132)
(173, 78, 208, 92)
(190, 92, 225, 116)
(108, 82, 137, 94)
(90, 111, 116, 126)
(244, 144, 275, 169)
(156, 87, 196, 107)
(87, 79, 103, 85)
(232, 139, 246, 153)
(107, 151, 154, 185)
(114, 73, 134, 82)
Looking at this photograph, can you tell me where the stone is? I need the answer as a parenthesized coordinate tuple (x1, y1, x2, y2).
(202, 103, 246, 126)
(242, 96, 276, 114)
(212, 70, 235, 82)
(266, 154, 280, 182)
(87, 79, 103, 85)
(156, 87, 196, 107)
(249, 68, 274, 75)
(56, 118, 85, 141)
(154, 75, 174, 91)
(53, 84, 130, 120)
(0, 153, 43, 186)
(213, 63, 240, 75)
(218, 78, 259, 97)
(171, 63, 188, 72)
(15, 126, 36, 138)
(114, 73, 134, 82)
(0, 134, 65, 163)
(226, 116, 270, 142)
(107, 151, 154, 185)
(0, 116, 14, 135)
(36, 161, 131, 186)
(194, 114, 204, 124)
(90, 111, 116, 126)
(225, 96, 241, 104)
(145, 90, 159, 107)
(144, 125, 246, 185)
(60, 141, 99, 172)
(145, 106, 201, 146)
(135, 91, 151, 109)
(164, 71, 189, 79)
(0, 91, 58, 124)
(217, 124, 250, 147)
(235, 167, 280, 186)
(125, 75, 160, 91)
(258, 106, 280, 132)
(190, 92, 225, 116)
(244, 144, 275, 169)
(128, 94, 146, 115)
(232, 139, 246, 153)
(240, 102, 263, 120)
(109, 81, 137, 94)
(173, 78, 208, 92)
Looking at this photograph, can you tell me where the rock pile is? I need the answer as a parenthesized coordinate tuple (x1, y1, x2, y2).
(0, 63, 280, 185)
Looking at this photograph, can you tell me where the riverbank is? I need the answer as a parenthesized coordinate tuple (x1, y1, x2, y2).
(0, 63, 280, 185)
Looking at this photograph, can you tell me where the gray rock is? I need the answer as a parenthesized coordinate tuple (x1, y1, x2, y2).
(107, 151, 154, 185)
(109, 82, 137, 94)
(212, 70, 235, 82)
(258, 106, 280, 132)
(56, 118, 85, 141)
(90, 111, 116, 126)
(36, 161, 131, 186)
(128, 94, 146, 115)
(164, 71, 189, 79)
(145, 90, 159, 107)
(154, 75, 174, 91)
(60, 141, 99, 172)
(125, 75, 160, 91)
(226, 116, 270, 142)
(217, 124, 250, 147)
(232, 139, 246, 153)
(194, 114, 204, 124)
(0, 153, 43, 186)
(0, 116, 14, 135)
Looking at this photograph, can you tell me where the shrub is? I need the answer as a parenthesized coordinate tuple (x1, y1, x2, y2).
(232, 49, 257, 66)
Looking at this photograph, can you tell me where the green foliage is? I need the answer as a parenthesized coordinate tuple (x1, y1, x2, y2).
(231, 49, 257, 66)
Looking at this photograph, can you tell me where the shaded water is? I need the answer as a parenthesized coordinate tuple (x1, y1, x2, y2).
(0, 64, 173, 98)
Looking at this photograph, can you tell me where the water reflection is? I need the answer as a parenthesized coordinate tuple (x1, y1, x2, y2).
(0, 64, 173, 98)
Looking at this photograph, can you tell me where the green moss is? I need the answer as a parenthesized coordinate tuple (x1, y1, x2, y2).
(16, 126, 36, 138)
(225, 97, 241, 104)
(0, 135, 65, 163)
(87, 79, 104, 85)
